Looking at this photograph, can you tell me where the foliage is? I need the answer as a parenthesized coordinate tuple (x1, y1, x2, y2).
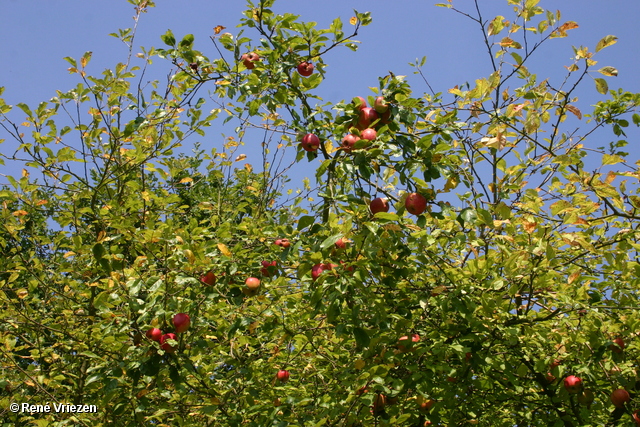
(1, 0, 640, 425)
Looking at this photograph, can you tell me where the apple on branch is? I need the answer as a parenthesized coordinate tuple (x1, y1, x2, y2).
(243, 277, 261, 296)
(241, 52, 260, 69)
(300, 133, 320, 152)
(369, 197, 390, 215)
(297, 61, 314, 77)
(160, 333, 178, 353)
(173, 313, 190, 333)
(146, 327, 162, 342)
(276, 369, 290, 383)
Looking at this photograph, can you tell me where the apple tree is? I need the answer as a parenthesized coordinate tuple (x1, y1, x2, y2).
(1, 0, 640, 426)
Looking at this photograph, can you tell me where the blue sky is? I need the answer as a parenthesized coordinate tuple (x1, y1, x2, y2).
(1, 0, 639, 193)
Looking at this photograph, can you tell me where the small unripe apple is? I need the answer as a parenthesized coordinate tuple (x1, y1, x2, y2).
(563, 375, 583, 394)
(609, 337, 625, 354)
(374, 96, 389, 113)
(200, 271, 216, 286)
(160, 333, 177, 353)
(297, 61, 314, 77)
(361, 128, 377, 142)
(577, 389, 594, 406)
(276, 369, 290, 382)
(260, 260, 277, 276)
(146, 328, 162, 342)
(352, 96, 367, 110)
(610, 388, 630, 408)
(358, 107, 379, 129)
(341, 134, 360, 153)
(301, 133, 320, 152)
(369, 197, 389, 215)
(173, 313, 190, 333)
(405, 192, 427, 215)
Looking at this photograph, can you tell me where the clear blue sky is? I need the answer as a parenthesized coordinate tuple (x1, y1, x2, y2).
(1, 0, 639, 189)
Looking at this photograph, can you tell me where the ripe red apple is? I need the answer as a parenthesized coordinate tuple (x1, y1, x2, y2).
(276, 369, 290, 383)
(352, 96, 367, 110)
(297, 61, 314, 77)
(633, 411, 640, 425)
(340, 260, 355, 272)
(274, 238, 291, 248)
(300, 133, 320, 152)
(550, 359, 562, 369)
(244, 277, 261, 296)
(335, 238, 347, 249)
(609, 337, 625, 354)
(358, 107, 379, 129)
(563, 375, 583, 394)
(398, 334, 420, 352)
(361, 128, 377, 142)
(369, 197, 389, 215)
(160, 333, 177, 353)
(577, 389, 594, 406)
(374, 96, 389, 113)
(465, 352, 472, 363)
(341, 134, 360, 153)
(241, 52, 260, 69)
(146, 328, 163, 342)
(260, 260, 277, 276)
(405, 192, 427, 215)
(173, 313, 190, 333)
(545, 372, 557, 384)
(611, 388, 630, 408)
(200, 270, 216, 286)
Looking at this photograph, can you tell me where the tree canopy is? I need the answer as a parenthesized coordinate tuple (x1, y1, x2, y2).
(1, 0, 640, 426)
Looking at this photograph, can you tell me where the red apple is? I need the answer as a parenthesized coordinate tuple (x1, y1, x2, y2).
(550, 359, 562, 369)
(369, 197, 389, 215)
(358, 107, 379, 129)
(275, 238, 291, 248)
(545, 372, 557, 384)
(611, 388, 630, 408)
(242, 52, 260, 69)
(200, 271, 216, 286)
(341, 134, 360, 153)
(311, 264, 325, 281)
(160, 333, 177, 353)
(361, 128, 377, 142)
(398, 334, 420, 352)
(173, 313, 190, 333)
(297, 61, 314, 77)
(609, 337, 625, 354)
(300, 133, 320, 152)
(340, 260, 355, 272)
(577, 389, 594, 406)
(405, 192, 427, 215)
(260, 260, 277, 276)
(563, 375, 583, 394)
(245, 277, 261, 295)
(352, 96, 367, 110)
(418, 397, 435, 412)
(633, 411, 640, 425)
(146, 328, 163, 342)
(276, 369, 290, 383)
(379, 109, 392, 126)
(374, 96, 389, 113)
(335, 238, 347, 249)
(356, 385, 369, 395)
(465, 352, 472, 363)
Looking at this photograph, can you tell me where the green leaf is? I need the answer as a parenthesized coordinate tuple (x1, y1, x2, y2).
(92, 243, 106, 260)
(353, 327, 370, 348)
(297, 215, 315, 231)
(595, 35, 618, 52)
(594, 78, 608, 95)
(161, 30, 176, 47)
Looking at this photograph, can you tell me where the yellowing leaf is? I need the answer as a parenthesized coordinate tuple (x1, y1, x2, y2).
(217, 243, 232, 257)
(597, 66, 618, 77)
(244, 163, 253, 172)
(567, 270, 580, 285)
(213, 25, 226, 35)
(349, 17, 357, 25)
(523, 220, 537, 234)
(595, 35, 618, 52)
(12, 210, 28, 217)
(355, 359, 366, 370)
(235, 154, 247, 162)
(179, 177, 193, 184)
(594, 78, 608, 95)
